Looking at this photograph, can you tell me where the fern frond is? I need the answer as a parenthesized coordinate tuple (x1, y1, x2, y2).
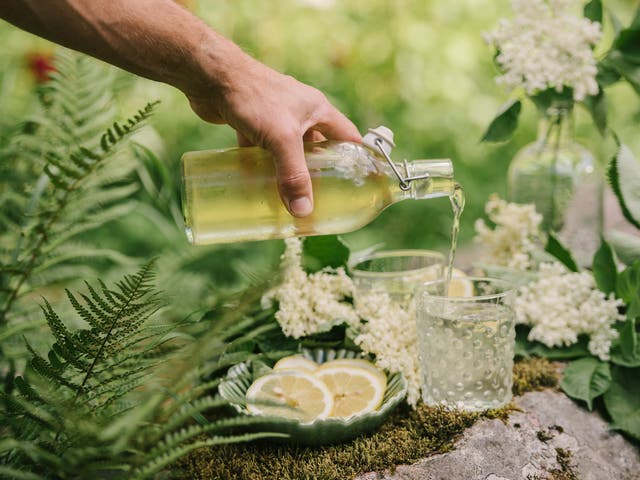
(0, 438, 65, 471)
(0, 466, 46, 480)
(1, 390, 61, 432)
(149, 414, 287, 463)
(100, 102, 160, 154)
(132, 432, 288, 480)
(158, 396, 231, 436)
(0, 50, 160, 326)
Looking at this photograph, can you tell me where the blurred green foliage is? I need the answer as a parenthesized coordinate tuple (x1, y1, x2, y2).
(1, 0, 638, 263)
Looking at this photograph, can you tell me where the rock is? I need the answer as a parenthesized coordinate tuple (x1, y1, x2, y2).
(357, 390, 640, 480)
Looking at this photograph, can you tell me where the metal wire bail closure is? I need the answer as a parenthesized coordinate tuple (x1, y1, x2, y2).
(371, 135, 431, 192)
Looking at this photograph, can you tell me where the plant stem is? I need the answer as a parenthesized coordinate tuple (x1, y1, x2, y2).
(548, 113, 563, 229)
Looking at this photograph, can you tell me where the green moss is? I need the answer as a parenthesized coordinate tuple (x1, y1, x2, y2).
(549, 447, 578, 480)
(512, 357, 559, 396)
(176, 404, 493, 480)
(176, 357, 557, 480)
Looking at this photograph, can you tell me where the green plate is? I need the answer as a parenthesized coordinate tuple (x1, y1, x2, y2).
(218, 348, 407, 446)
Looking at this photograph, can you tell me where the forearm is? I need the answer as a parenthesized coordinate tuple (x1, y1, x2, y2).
(1, 0, 362, 217)
(0, 0, 242, 98)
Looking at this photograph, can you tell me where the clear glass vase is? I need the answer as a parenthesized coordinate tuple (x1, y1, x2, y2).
(507, 104, 602, 266)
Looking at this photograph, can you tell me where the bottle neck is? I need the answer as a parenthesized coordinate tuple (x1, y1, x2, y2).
(537, 105, 574, 148)
(391, 158, 455, 201)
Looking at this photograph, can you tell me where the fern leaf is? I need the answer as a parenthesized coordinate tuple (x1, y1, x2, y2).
(13, 376, 46, 404)
(148, 417, 273, 461)
(25, 342, 81, 394)
(158, 396, 231, 436)
(0, 439, 66, 471)
(132, 432, 288, 480)
(40, 299, 91, 357)
(1, 392, 61, 432)
(0, 466, 46, 480)
(0, 50, 159, 324)
(51, 341, 90, 371)
(100, 101, 159, 153)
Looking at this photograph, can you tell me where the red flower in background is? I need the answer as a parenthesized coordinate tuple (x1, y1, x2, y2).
(26, 51, 56, 83)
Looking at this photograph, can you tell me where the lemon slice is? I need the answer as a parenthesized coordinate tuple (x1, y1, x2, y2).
(315, 366, 386, 419)
(246, 371, 333, 423)
(447, 268, 475, 297)
(273, 355, 318, 374)
(316, 358, 386, 384)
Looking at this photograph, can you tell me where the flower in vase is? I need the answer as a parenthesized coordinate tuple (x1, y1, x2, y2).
(483, 0, 601, 101)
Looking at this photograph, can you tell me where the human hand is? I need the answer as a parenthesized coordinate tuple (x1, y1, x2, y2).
(186, 51, 362, 217)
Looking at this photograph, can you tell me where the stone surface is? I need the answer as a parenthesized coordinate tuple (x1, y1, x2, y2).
(357, 390, 640, 480)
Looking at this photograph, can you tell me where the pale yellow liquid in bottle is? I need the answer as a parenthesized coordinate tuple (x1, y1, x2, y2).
(181, 142, 455, 245)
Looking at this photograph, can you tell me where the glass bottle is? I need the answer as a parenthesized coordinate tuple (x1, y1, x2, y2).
(181, 127, 455, 245)
(507, 104, 602, 266)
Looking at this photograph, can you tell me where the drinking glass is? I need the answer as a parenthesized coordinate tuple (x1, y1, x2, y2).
(416, 277, 515, 411)
(349, 250, 445, 307)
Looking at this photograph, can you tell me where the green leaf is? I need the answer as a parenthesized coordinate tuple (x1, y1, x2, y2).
(616, 261, 640, 319)
(613, 7, 640, 61)
(596, 58, 622, 87)
(250, 358, 273, 379)
(582, 90, 607, 136)
(584, 0, 603, 23)
(530, 88, 574, 114)
(607, 50, 640, 94)
(560, 357, 611, 410)
(480, 99, 521, 142)
(607, 230, 640, 266)
(545, 232, 579, 272)
(603, 365, 640, 440)
(611, 318, 640, 367)
(608, 142, 640, 229)
(302, 235, 350, 272)
(515, 326, 590, 359)
(254, 325, 299, 353)
(592, 240, 617, 295)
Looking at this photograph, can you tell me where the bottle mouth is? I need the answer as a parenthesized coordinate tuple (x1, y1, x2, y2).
(409, 159, 453, 178)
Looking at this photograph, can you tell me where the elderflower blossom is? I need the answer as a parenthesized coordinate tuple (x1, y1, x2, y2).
(263, 238, 423, 407)
(261, 238, 359, 338)
(483, 0, 601, 101)
(474, 194, 544, 270)
(515, 263, 624, 360)
(353, 293, 422, 407)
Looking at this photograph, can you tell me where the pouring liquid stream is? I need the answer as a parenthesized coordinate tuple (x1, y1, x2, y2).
(445, 183, 465, 296)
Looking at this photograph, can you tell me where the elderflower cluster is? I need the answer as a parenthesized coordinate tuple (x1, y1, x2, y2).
(261, 238, 359, 338)
(263, 238, 423, 407)
(474, 194, 544, 270)
(516, 263, 624, 360)
(353, 294, 422, 407)
(483, 0, 601, 101)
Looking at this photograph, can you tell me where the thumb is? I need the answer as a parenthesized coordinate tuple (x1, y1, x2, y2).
(268, 133, 313, 218)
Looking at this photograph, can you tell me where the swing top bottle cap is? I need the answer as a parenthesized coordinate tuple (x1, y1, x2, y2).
(363, 126, 395, 156)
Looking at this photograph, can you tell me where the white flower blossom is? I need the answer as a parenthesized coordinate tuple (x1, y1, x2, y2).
(483, 0, 601, 101)
(261, 238, 359, 338)
(515, 263, 624, 360)
(474, 194, 544, 270)
(353, 293, 422, 407)
(263, 238, 423, 407)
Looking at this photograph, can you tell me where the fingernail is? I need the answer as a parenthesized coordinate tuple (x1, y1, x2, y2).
(289, 197, 313, 217)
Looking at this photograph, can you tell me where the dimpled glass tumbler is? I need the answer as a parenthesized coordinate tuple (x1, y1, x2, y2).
(416, 277, 516, 411)
(349, 250, 445, 307)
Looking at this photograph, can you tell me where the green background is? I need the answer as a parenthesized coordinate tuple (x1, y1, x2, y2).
(1, 0, 638, 276)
